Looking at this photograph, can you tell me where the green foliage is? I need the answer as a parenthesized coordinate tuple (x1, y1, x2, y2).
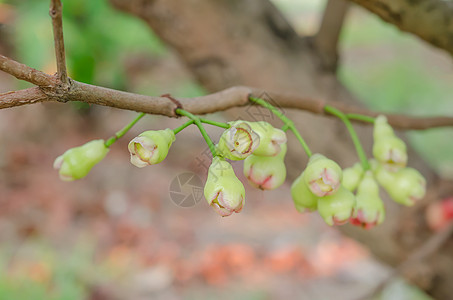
(374, 279, 434, 300)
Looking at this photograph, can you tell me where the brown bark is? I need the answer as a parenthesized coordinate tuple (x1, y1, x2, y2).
(2, 59, 452, 128)
(314, 0, 350, 71)
(0, 54, 56, 87)
(0, 87, 49, 109)
(347, 0, 453, 56)
(49, 0, 69, 85)
(109, 0, 453, 298)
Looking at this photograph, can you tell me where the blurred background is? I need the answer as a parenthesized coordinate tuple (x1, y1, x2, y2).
(0, 0, 452, 299)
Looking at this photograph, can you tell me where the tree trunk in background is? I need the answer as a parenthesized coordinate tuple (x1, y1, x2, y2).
(110, 0, 453, 298)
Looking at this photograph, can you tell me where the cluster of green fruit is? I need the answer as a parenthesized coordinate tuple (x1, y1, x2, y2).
(53, 110, 425, 228)
(126, 121, 289, 217)
(291, 116, 426, 228)
(53, 120, 288, 217)
(204, 121, 288, 216)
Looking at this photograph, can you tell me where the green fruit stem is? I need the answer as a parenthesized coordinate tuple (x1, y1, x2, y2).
(176, 108, 217, 156)
(324, 105, 370, 171)
(200, 118, 230, 129)
(105, 112, 146, 147)
(174, 117, 229, 136)
(281, 124, 290, 131)
(346, 113, 376, 124)
(173, 120, 195, 134)
(249, 97, 312, 157)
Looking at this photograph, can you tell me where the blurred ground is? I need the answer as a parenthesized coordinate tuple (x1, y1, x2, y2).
(0, 0, 450, 299)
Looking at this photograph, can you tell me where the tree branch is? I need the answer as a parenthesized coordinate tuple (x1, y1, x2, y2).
(0, 87, 51, 109)
(0, 54, 56, 87)
(314, 0, 350, 70)
(49, 0, 68, 84)
(347, 0, 453, 56)
(1, 53, 453, 129)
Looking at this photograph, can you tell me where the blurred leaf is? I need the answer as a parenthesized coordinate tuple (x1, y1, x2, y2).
(373, 279, 434, 300)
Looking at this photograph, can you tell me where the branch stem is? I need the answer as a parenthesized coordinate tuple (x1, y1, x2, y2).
(105, 112, 146, 147)
(325, 105, 370, 170)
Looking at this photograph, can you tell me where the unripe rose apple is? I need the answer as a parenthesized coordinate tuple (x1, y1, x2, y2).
(350, 171, 385, 229)
(375, 165, 426, 206)
(373, 115, 407, 171)
(342, 162, 364, 192)
(303, 154, 342, 197)
(128, 129, 175, 167)
(318, 186, 356, 226)
(54, 139, 109, 181)
(204, 156, 245, 217)
(291, 171, 318, 212)
(230, 121, 287, 157)
(217, 122, 260, 160)
(243, 144, 287, 190)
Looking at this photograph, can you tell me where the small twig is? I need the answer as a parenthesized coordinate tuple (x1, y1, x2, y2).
(356, 221, 453, 300)
(49, 0, 68, 84)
